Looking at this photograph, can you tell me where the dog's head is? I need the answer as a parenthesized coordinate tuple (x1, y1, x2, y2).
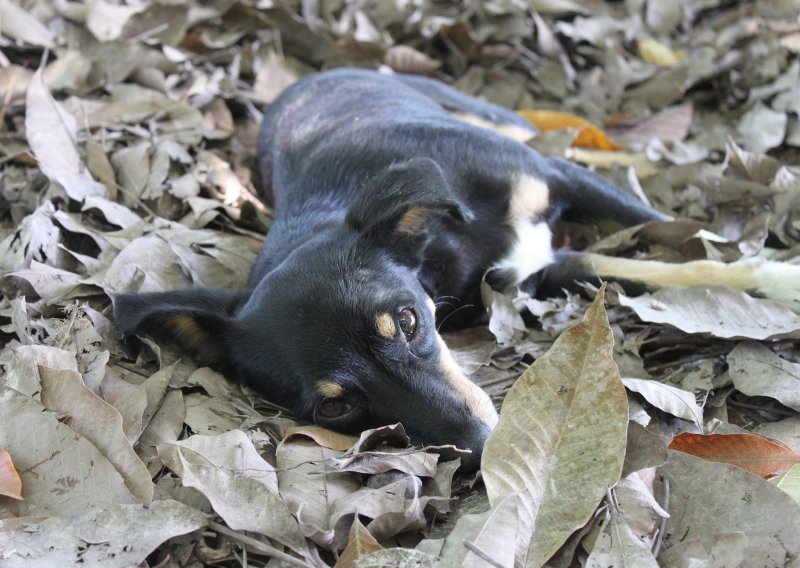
(114, 158, 498, 471)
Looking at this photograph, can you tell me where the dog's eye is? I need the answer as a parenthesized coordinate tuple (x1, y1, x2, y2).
(398, 307, 417, 340)
(314, 399, 367, 431)
(318, 399, 353, 418)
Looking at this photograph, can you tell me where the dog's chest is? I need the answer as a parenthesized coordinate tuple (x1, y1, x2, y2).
(489, 173, 556, 285)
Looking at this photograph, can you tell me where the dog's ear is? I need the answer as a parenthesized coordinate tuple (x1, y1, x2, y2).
(113, 288, 244, 366)
(346, 158, 473, 266)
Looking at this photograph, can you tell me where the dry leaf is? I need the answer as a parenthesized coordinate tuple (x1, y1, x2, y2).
(86, 0, 145, 42)
(774, 463, 800, 505)
(39, 366, 154, 505)
(728, 342, 800, 413)
(439, 490, 520, 567)
(0, 448, 23, 500)
(176, 449, 311, 558)
(0, 0, 55, 48)
(638, 38, 687, 68)
(335, 517, 384, 568)
(622, 378, 703, 429)
(25, 66, 107, 201)
(384, 45, 441, 74)
(619, 286, 800, 340)
(658, 451, 800, 560)
(283, 425, 359, 452)
(0, 387, 138, 518)
(482, 285, 628, 566)
(669, 433, 800, 478)
(275, 435, 360, 546)
(481, 282, 526, 346)
(0, 500, 206, 567)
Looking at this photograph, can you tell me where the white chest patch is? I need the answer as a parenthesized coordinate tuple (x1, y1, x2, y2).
(490, 174, 555, 285)
(492, 221, 554, 285)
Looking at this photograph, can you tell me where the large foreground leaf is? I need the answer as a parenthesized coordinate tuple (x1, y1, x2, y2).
(481, 285, 628, 566)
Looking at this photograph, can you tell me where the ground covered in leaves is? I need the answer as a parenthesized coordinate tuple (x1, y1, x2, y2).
(2, 0, 800, 566)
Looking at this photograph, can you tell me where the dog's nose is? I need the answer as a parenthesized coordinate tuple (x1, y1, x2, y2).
(435, 423, 492, 473)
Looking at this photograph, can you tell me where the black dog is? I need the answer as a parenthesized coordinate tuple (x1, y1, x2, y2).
(115, 69, 796, 472)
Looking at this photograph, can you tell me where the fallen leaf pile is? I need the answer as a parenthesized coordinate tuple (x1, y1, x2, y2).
(1, 0, 800, 566)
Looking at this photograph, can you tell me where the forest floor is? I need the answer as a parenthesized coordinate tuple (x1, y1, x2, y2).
(2, 0, 800, 566)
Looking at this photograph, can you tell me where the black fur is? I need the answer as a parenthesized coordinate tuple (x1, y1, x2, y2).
(115, 69, 669, 472)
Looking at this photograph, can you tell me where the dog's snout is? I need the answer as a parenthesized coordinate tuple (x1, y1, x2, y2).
(434, 423, 492, 473)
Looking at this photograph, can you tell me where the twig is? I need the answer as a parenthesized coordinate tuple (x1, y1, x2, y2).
(207, 521, 310, 567)
(652, 477, 669, 558)
(606, 488, 630, 568)
(463, 540, 505, 568)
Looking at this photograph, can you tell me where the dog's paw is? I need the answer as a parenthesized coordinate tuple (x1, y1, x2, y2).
(749, 259, 800, 310)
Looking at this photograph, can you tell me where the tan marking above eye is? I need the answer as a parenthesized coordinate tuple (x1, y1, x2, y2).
(395, 206, 428, 236)
(375, 312, 396, 339)
(316, 380, 344, 398)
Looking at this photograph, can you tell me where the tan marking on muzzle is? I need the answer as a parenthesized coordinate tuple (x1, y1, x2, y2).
(375, 312, 396, 339)
(436, 335, 499, 429)
(316, 380, 344, 398)
(426, 296, 436, 318)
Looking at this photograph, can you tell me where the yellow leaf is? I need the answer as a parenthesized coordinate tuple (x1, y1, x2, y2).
(638, 38, 687, 68)
(517, 109, 621, 151)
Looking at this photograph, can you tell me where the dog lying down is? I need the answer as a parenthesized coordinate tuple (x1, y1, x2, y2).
(115, 69, 799, 473)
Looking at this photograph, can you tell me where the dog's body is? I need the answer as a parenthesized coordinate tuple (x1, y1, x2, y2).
(115, 69, 799, 472)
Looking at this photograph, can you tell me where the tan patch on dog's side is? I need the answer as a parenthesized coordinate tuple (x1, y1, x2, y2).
(451, 112, 535, 143)
(509, 174, 549, 220)
(316, 380, 344, 399)
(437, 336, 499, 429)
(395, 207, 428, 236)
(375, 312, 396, 339)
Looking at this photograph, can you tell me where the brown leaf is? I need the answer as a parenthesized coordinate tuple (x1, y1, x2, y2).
(335, 517, 384, 568)
(0, 448, 23, 500)
(669, 433, 800, 478)
(283, 425, 359, 452)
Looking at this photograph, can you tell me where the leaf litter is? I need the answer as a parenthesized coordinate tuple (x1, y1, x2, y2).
(1, 0, 800, 566)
